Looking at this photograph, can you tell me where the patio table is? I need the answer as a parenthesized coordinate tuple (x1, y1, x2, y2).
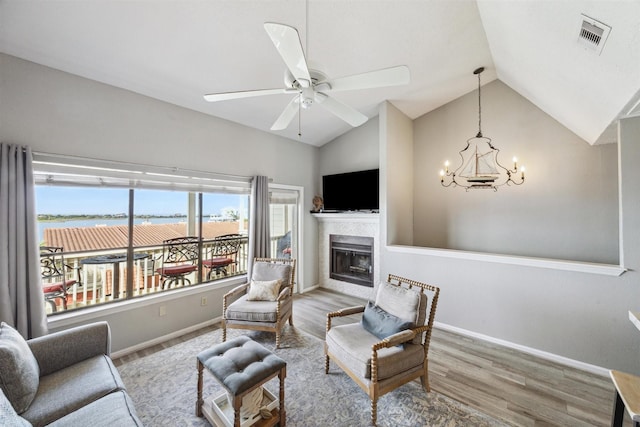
(81, 252, 149, 299)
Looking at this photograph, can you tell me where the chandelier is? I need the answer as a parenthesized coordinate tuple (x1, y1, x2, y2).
(439, 67, 525, 191)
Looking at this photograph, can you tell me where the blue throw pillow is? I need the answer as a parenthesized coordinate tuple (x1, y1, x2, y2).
(361, 301, 414, 341)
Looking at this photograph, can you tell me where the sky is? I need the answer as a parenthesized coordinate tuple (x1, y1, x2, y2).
(35, 186, 248, 216)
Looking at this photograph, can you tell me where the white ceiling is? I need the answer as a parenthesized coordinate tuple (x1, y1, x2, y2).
(1, 0, 639, 147)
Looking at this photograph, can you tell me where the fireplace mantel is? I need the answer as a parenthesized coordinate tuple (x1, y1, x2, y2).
(312, 212, 379, 222)
(313, 212, 380, 299)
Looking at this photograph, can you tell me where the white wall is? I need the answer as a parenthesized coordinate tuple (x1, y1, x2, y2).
(0, 53, 320, 351)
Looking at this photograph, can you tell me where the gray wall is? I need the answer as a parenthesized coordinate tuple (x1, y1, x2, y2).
(381, 102, 640, 373)
(0, 53, 319, 351)
(414, 80, 619, 264)
(317, 115, 379, 179)
(321, 96, 639, 373)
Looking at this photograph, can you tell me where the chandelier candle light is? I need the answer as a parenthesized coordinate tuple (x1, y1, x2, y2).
(439, 67, 525, 191)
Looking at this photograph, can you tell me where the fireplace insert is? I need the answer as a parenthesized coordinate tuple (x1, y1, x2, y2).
(330, 234, 373, 287)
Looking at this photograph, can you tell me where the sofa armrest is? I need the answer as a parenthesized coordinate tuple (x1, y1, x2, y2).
(28, 321, 111, 377)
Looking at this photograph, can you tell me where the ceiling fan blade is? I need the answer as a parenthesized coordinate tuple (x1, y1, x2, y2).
(329, 65, 410, 92)
(264, 22, 311, 88)
(204, 88, 294, 102)
(271, 96, 299, 130)
(316, 94, 368, 127)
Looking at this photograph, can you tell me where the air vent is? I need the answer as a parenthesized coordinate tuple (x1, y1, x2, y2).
(578, 14, 611, 55)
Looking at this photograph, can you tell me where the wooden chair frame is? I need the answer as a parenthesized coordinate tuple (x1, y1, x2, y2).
(222, 257, 296, 348)
(324, 274, 440, 426)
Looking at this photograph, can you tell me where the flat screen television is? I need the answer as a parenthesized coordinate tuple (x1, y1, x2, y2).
(321, 169, 379, 212)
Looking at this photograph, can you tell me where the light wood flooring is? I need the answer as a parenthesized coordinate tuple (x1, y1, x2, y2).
(115, 288, 623, 426)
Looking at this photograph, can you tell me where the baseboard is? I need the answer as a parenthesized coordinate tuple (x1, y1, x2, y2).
(112, 316, 222, 359)
(434, 321, 609, 377)
(299, 284, 320, 294)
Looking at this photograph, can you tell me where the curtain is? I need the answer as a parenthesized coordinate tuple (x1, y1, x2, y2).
(0, 143, 48, 338)
(248, 176, 271, 276)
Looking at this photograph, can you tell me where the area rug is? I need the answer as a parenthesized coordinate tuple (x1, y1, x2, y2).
(118, 327, 507, 426)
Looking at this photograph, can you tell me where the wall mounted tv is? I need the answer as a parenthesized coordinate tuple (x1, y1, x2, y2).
(321, 169, 379, 212)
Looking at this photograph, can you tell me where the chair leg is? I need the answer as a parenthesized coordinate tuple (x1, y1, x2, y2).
(276, 331, 281, 349)
(46, 299, 57, 313)
(421, 371, 430, 392)
(371, 397, 378, 426)
(288, 313, 294, 326)
(222, 325, 227, 342)
(325, 355, 330, 374)
(196, 360, 204, 417)
(612, 390, 625, 427)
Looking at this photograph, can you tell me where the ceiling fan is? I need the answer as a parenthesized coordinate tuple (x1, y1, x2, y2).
(204, 22, 410, 131)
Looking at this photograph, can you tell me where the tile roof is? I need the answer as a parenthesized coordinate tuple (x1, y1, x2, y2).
(43, 221, 242, 253)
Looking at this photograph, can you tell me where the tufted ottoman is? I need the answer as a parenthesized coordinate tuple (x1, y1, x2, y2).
(196, 335, 286, 427)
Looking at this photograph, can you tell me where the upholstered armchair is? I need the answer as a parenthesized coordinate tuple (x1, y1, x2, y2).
(222, 258, 296, 348)
(325, 274, 440, 426)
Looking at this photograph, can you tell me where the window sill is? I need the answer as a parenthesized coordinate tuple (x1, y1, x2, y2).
(387, 245, 626, 276)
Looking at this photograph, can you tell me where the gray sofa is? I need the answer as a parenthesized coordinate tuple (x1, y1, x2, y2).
(0, 321, 142, 427)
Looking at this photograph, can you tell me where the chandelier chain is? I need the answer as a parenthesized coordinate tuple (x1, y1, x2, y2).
(477, 71, 482, 138)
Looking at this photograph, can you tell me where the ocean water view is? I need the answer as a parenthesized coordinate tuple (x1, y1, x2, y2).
(38, 217, 188, 243)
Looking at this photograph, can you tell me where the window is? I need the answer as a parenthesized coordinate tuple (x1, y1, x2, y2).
(269, 186, 301, 290)
(33, 153, 251, 314)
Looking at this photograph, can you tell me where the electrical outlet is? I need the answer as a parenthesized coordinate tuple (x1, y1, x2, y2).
(159, 305, 166, 316)
(201, 297, 207, 306)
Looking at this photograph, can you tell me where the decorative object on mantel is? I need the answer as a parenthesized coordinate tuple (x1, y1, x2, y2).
(312, 195, 324, 212)
(439, 67, 525, 191)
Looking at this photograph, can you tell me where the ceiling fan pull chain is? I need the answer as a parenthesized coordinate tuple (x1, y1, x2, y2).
(298, 99, 302, 137)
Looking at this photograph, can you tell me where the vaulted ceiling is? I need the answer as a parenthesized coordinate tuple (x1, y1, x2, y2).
(1, 0, 639, 147)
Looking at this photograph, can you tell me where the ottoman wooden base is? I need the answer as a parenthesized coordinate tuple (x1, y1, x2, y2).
(196, 336, 286, 427)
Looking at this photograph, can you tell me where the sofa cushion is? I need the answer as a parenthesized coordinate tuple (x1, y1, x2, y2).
(246, 279, 281, 301)
(361, 301, 413, 341)
(375, 281, 426, 344)
(326, 323, 424, 381)
(47, 391, 142, 427)
(0, 322, 40, 414)
(20, 355, 125, 427)
(0, 387, 32, 427)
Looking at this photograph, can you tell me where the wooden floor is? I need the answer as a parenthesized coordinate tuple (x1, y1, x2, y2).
(115, 288, 624, 426)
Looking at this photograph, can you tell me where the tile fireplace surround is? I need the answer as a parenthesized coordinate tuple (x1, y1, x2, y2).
(314, 213, 380, 300)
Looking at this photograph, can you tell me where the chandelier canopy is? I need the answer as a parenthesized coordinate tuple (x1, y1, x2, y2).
(440, 67, 525, 191)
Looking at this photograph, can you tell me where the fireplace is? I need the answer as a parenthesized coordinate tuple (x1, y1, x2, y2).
(330, 234, 374, 287)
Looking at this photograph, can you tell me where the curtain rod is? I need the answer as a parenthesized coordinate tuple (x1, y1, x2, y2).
(32, 150, 251, 183)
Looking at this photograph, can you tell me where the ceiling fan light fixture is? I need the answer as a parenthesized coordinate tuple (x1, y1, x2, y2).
(202, 22, 410, 134)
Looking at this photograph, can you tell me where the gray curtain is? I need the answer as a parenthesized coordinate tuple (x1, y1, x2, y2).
(0, 143, 48, 338)
(248, 176, 271, 276)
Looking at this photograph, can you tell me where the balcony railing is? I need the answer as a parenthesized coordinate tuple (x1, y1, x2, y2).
(44, 236, 249, 314)
(44, 234, 289, 314)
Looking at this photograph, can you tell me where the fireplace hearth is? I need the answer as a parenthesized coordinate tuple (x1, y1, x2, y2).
(330, 234, 374, 287)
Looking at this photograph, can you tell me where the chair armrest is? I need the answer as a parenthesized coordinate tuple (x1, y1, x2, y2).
(224, 283, 249, 299)
(223, 283, 249, 315)
(28, 321, 111, 377)
(326, 305, 365, 331)
(277, 286, 292, 301)
(328, 305, 365, 318)
(370, 328, 419, 382)
(375, 329, 416, 349)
